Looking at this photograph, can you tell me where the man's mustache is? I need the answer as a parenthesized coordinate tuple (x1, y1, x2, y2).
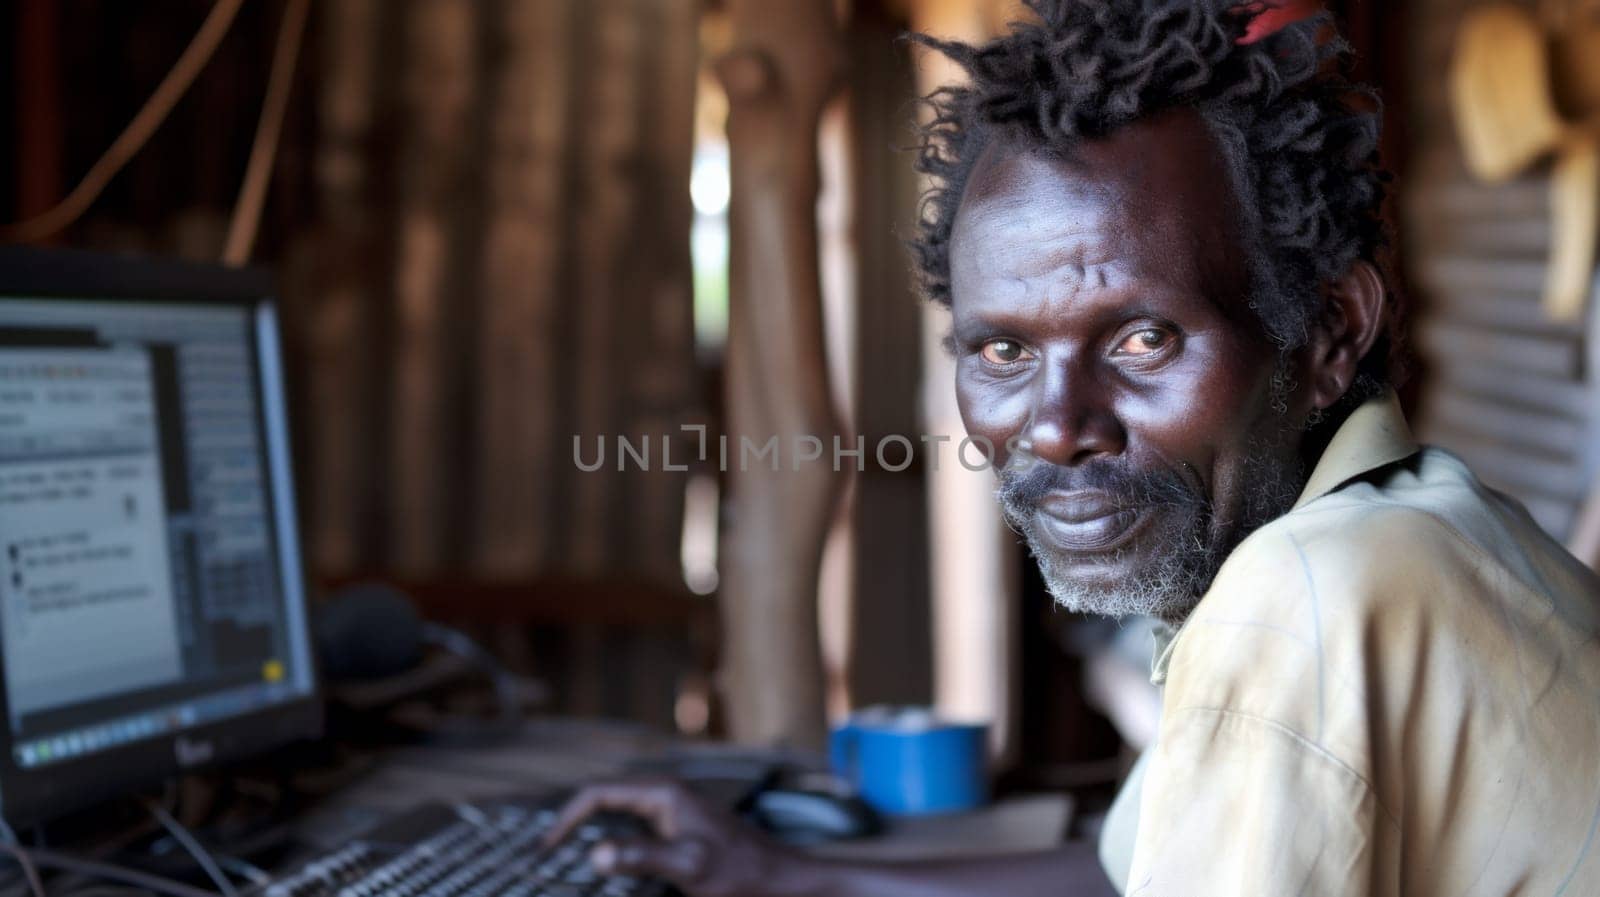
(995, 457, 1205, 515)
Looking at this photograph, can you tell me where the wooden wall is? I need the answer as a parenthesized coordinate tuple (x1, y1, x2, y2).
(6, 0, 703, 588)
(300, 0, 702, 733)
(289, 0, 702, 585)
(5, 0, 312, 257)
(1403, 0, 1599, 540)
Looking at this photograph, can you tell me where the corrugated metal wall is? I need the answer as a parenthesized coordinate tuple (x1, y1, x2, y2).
(1404, 0, 1599, 540)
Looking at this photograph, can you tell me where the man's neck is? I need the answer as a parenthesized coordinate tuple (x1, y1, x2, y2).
(1297, 399, 1361, 476)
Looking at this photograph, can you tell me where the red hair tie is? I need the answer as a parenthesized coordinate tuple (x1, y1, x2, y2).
(1236, 0, 1322, 44)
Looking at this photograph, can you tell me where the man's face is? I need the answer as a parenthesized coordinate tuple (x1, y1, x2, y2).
(950, 110, 1308, 623)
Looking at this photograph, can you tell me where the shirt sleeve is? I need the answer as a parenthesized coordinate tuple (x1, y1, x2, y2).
(1123, 706, 1398, 897)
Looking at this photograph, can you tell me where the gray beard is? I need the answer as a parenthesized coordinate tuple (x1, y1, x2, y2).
(996, 404, 1306, 625)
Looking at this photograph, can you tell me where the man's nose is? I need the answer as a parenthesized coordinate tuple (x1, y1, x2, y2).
(1014, 359, 1125, 467)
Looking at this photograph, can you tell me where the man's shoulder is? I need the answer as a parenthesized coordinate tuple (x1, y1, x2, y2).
(1152, 445, 1600, 893)
(1198, 444, 1596, 626)
(1198, 451, 1484, 622)
(1162, 444, 1599, 764)
(1165, 477, 1474, 708)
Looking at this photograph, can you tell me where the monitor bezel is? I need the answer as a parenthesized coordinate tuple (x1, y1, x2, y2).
(0, 246, 323, 825)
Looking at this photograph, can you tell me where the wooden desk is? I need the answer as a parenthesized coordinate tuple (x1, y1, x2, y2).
(803, 794, 1074, 862)
(290, 717, 1074, 861)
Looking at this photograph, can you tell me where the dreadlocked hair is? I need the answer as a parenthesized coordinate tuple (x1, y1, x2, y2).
(910, 0, 1399, 399)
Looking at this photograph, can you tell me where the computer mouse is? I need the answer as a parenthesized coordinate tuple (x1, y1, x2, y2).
(748, 787, 883, 844)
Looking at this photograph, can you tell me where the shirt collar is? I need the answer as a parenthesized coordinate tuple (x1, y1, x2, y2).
(1148, 391, 1420, 685)
(1290, 390, 1419, 511)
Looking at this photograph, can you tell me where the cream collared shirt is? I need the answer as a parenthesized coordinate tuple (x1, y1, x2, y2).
(1098, 393, 1600, 896)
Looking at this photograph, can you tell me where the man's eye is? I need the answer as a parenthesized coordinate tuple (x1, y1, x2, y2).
(1115, 328, 1173, 357)
(980, 339, 1031, 365)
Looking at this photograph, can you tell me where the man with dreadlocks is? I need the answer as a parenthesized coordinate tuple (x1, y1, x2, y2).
(547, 1, 1600, 894)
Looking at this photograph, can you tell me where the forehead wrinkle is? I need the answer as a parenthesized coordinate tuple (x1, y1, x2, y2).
(950, 130, 1231, 316)
(956, 257, 1131, 328)
(953, 204, 1122, 310)
(968, 232, 1115, 286)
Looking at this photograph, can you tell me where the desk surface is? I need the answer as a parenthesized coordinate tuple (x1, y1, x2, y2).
(803, 794, 1074, 861)
(291, 717, 1074, 859)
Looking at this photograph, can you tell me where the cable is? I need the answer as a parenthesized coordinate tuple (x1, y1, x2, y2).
(0, 820, 47, 897)
(0, 0, 247, 243)
(419, 623, 523, 729)
(141, 801, 235, 897)
(210, 857, 269, 889)
(222, 0, 310, 266)
(0, 847, 216, 897)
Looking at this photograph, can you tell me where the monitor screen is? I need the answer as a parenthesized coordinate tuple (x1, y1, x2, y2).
(0, 252, 319, 821)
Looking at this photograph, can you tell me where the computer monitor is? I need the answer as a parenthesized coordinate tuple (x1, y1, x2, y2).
(0, 247, 321, 823)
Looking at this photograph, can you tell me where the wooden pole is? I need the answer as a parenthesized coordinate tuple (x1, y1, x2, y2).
(844, 2, 934, 711)
(715, 0, 846, 747)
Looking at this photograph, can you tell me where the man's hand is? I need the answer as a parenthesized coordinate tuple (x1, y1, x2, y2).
(544, 780, 1118, 897)
(543, 779, 806, 897)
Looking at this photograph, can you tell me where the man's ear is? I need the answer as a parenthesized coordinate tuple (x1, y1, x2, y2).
(1301, 259, 1386, 411)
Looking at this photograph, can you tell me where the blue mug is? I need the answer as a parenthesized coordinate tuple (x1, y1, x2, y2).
(829, 707, 989, 816)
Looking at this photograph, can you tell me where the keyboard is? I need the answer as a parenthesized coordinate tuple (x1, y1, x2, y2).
(264, 797, 669, 897)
